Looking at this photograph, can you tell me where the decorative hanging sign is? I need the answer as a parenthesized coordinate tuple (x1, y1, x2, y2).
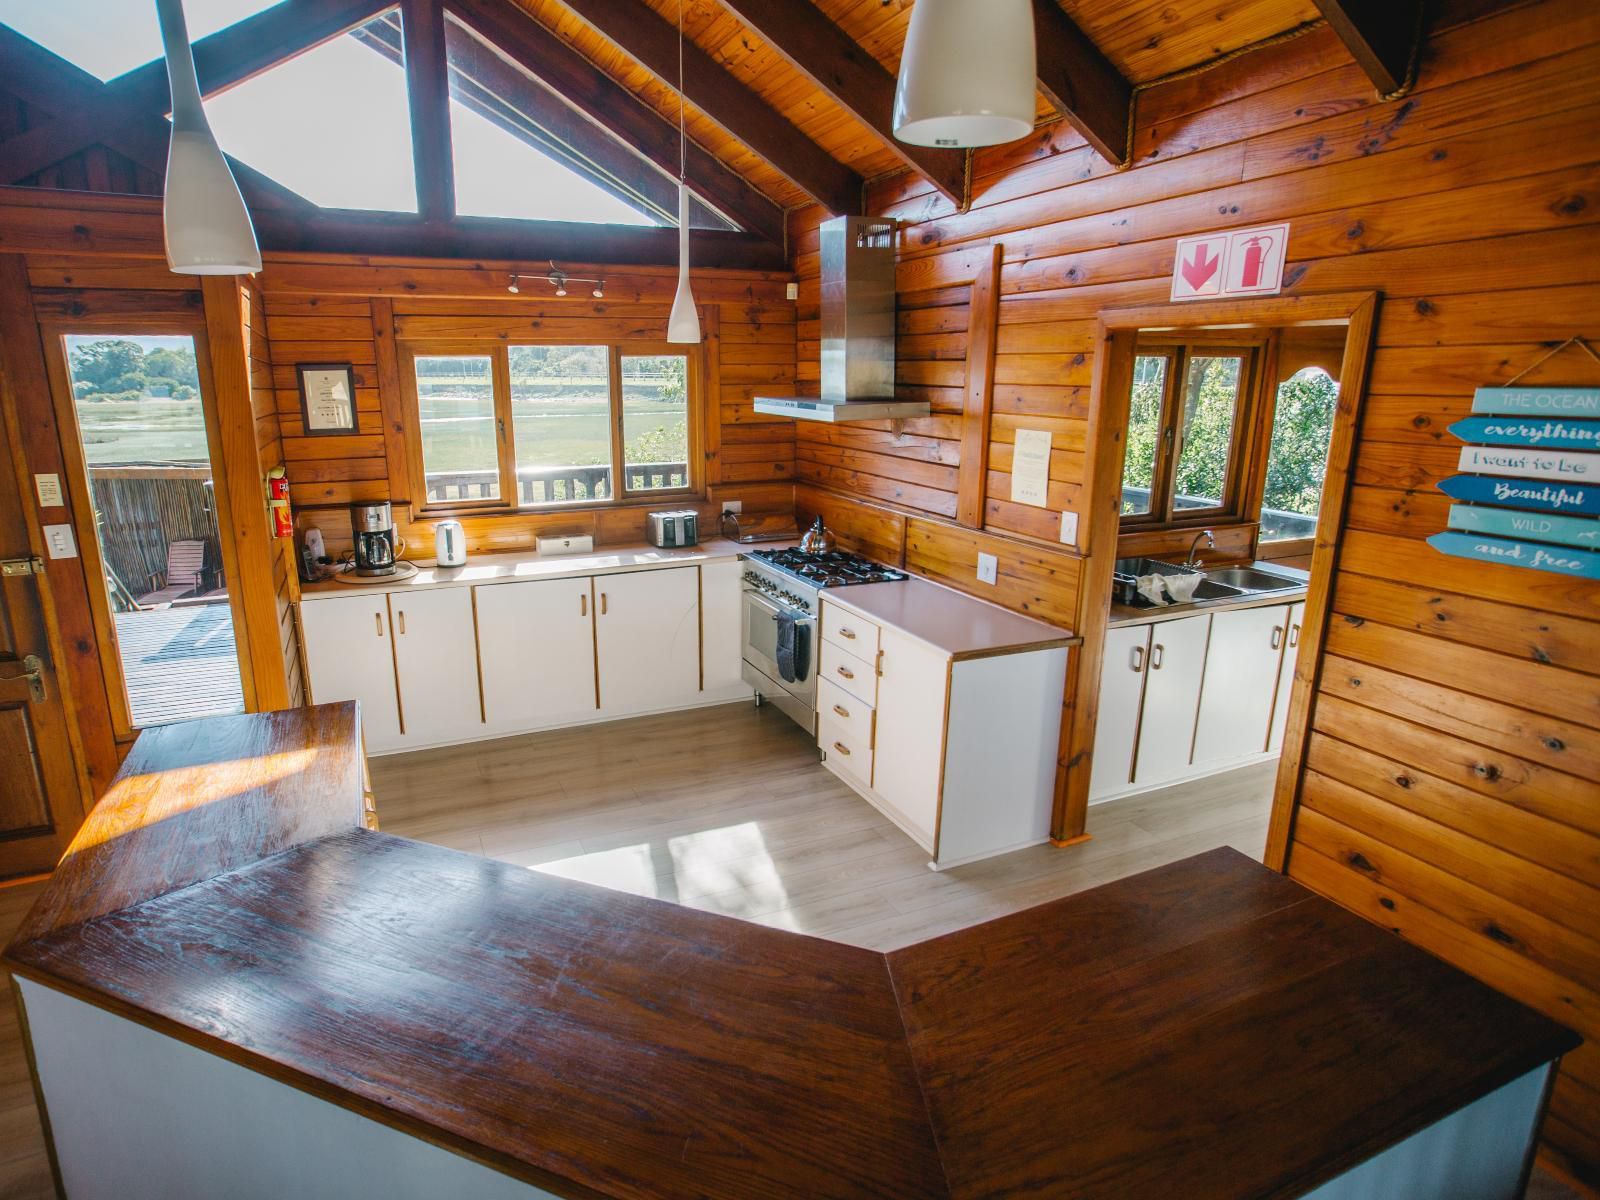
(1472, 386, 1600, 417)
(1437, 474, 1600, 515)
(1447, 416, 1600, 450)
(1447, 504, 1600, 549)
(1432, 336, 1600, 576)
(1169, 222, 1289, 302)
(1426, 531, 1600, 579)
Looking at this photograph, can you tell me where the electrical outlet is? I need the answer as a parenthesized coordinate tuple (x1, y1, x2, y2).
(1059, 511, 1079, 546)
(976, 552, 998, 585)
(721, 500, 742, 514)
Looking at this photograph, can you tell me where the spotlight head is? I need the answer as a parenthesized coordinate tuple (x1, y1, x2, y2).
(507, 279, 519, 294)
(592, 283, 605, 298)
(555, 285, 568, 297)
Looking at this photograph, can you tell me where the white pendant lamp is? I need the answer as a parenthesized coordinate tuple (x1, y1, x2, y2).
(666, 0, 700, 344)
(893, 0, 1036, 148)
(155, 0, 261, 274)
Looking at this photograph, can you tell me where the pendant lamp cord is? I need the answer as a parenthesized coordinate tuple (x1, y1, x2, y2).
(678, 0, 686, 186)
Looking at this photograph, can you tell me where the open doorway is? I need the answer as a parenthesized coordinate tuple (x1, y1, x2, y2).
(49, 330, 246, 732)
(1059, 293, 1378, 852)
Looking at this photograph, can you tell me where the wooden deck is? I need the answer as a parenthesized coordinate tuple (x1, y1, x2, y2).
(112, 604, 245, 728)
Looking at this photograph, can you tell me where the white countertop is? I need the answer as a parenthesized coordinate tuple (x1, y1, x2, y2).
(301, 538, 753, 598)
(822, 575, 1079, 660)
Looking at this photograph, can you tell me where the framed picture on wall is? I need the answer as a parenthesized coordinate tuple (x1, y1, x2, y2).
(296, 363, 358, 436)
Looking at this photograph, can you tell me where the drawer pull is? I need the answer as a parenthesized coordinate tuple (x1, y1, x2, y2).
(840, 627, 857, 639)
(832, 703, 850, 718)
(832, 741, 851, 757)
(1271, 625, 1284, 650)
(836, 665, 854, 680)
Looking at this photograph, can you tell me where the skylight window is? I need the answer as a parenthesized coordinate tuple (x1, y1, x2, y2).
(203, 12, 418, 212)
(0, 0, 279, 81)
(442, 15, 658, 227)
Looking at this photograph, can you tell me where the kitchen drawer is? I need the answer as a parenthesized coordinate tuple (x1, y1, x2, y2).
(820, 638, 877, 704)
(818, 677, 874, 749)
(822, 602, 881, 657)
(819, 714, 873, 788)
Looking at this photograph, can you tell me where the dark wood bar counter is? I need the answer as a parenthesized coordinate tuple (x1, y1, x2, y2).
(4, 706, 1580, 1200)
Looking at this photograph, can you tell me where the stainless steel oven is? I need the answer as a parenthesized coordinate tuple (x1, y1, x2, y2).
(740, 574, 817, 734)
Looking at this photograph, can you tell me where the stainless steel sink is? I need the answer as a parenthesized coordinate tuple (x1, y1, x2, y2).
(1193, 579, 1246, 600)
(1204, 566, 1304, 593)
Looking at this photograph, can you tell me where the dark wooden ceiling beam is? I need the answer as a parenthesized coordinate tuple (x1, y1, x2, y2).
(713, 0, 967, 206)
(1313, 0, 1423, 96)
(553, 0, 861, 215)
(400, 0, 456, 222)
(447, 0, 785, 245)
(1031, 0, 1132, 166)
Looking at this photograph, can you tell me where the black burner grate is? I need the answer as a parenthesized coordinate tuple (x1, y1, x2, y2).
(749, 548, 908, 587)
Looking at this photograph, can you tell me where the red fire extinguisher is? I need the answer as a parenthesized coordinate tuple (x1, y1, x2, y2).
(267, 467, 293, 539)
(1239, 234, 1274, 289)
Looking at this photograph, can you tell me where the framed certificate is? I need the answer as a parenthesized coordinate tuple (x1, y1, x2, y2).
(296, 363, 358, 435)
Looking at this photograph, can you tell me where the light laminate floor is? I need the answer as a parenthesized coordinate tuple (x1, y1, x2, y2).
(0, 701, 1581, 1199)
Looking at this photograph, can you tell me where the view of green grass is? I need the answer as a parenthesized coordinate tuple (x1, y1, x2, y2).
(65, 335, 212, 465)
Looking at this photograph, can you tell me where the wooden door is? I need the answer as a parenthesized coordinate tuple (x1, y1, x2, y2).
(594, 567, 699, 715)
(390, 586, 484, 748)
(872, 628, 947, 848)
(475, 577, 597, 728)
(298, 593, 403, 752)
(0, 404, 85, 877)
(1089, 624, 1150, 800)
(1132, 614, 1211, 786)
(1268, 602, 1305, 753)
(1193, 604, 1291, 766)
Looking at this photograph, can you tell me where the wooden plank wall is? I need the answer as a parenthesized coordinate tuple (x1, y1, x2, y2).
(243, 278, 304, 708)
(254, 259, 797, 558)
(788, 0, 1600, 1186)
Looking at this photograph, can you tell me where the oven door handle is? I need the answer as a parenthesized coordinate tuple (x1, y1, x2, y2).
(745, 590, 814, 624)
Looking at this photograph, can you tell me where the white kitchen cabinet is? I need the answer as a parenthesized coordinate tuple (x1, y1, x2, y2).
(474, 577, 597, 729)
(1268, 601, 1306, 753)
(299, 592, 403, 752)
(870, 627, 948, 849)
(1192, 604, 1291, 768)
(1132, 613, 1210, 787)
(594, 566, 700, 715)
(1089, 624, 1151, 800)
(699, 559, 747, 698)
(389, 587, 484, 748)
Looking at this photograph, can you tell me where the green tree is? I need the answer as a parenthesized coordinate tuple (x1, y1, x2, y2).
(1263, 368, 1338, 517)
(143, 346, 200, 399)
(69, 339, 146, 400)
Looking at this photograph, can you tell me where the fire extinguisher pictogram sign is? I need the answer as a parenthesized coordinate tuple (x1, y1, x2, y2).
(1170, 222, 1290, 301)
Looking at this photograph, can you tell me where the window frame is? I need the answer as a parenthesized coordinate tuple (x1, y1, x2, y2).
(1121, 335, 1265, 530)
(399, 336, 703, 515)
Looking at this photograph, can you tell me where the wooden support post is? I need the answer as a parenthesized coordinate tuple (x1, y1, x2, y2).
(955, 245, 1002, 529)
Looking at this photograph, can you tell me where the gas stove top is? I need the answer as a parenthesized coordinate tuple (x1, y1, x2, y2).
(747, 547, 908, 589)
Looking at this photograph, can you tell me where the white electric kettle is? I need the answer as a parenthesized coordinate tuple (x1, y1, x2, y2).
(435, 520, 467, 567)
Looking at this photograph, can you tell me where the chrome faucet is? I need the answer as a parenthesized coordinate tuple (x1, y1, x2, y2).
(1183, 529, 1216, 570)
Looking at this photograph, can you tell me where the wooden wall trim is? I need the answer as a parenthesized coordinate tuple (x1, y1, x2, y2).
(956, 246, 1002, 528)
(368, 297, 413, 511)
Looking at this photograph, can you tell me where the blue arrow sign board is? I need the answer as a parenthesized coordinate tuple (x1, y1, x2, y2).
(1447, 504, 1600, 549)
(1447, 416, 1600, 450)
(1436, 474, 1600, 514)
(1427, 531, 1600, 579)
(1457, 445, 1600, 481)
(1472, 386, 1600, 417)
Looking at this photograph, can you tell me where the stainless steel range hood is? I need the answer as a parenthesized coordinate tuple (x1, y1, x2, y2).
(754, 216, 930, 423)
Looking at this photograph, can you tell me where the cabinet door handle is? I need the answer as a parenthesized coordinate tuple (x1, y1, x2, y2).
(1271, 625, 1284, 650)
(580, 593, 587, 617)
(600, 592, 608, 616)
(1150, 643, 1164, 670)
(836, 665, 854, 680)
(1130, 644, 1145, 673)
(375, 613, 383, 637)
(397, 610, 406, 635)
(832, 741, 851, 757)
(1289, 623, 1300, 648)
(839, 627, 857, 640)
(832, 703, 850, 719)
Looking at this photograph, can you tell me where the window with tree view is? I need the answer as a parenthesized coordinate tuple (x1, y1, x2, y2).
(407, 341, 696, 510)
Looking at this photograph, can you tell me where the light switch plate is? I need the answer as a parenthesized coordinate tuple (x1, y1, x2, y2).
(1059, 511, 1079, 546)
(785, 282, 799, 301)
(34, 473, 63, 507)
(44, 523, 77, 559)
(976, 552, 998, 585)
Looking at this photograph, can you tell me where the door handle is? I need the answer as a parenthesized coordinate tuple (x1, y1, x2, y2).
(1130, 644, 1145, 673)
(0, 655, 45, 702)
(1271, 625, 1284, 650)
(1289, 624, 1300, 648)
(600, 592, 608, 616)
(580, 593, 587, 617)
(397, 610, 406, 635)
(1150, 643, 1165, 670)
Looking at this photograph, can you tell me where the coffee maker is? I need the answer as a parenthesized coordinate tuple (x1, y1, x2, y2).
(350, 502, 402, 577)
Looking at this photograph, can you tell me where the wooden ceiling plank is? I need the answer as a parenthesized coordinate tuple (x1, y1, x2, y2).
(1031, 0, 1133, 166)
(1313, 0, 1424, 95)
(553, 0, 862, 214)
(713, 0, 968, 206)
(400, 0, 457, 222)
(448, 0, 785, 245)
